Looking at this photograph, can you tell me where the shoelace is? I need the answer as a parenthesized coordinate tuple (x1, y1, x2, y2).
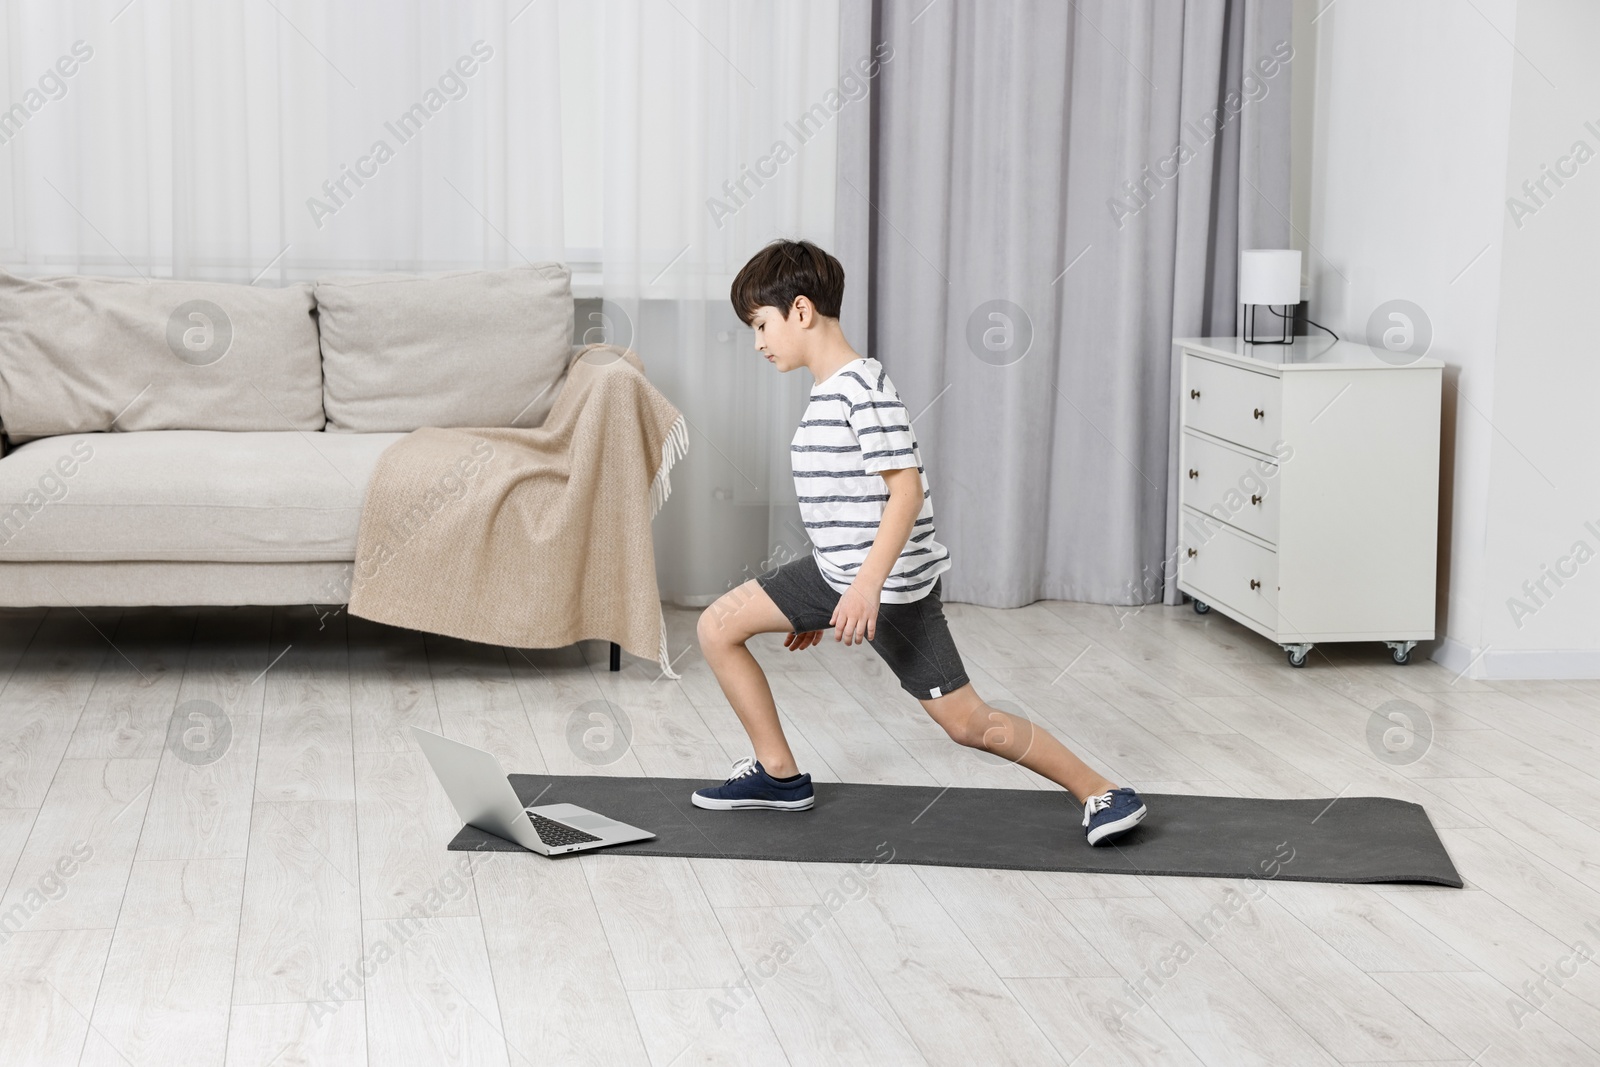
(724, 756, 760, 783)
(1082, 791, 1114, 827)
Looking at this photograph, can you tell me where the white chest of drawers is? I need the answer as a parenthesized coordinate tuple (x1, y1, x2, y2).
(1172, 337, 1443, 667)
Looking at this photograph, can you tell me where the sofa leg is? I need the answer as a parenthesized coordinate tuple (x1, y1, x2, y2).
(609, 642, 621, 671)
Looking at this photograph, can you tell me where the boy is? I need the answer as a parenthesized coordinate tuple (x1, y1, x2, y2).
(691, 240, 1146, 846)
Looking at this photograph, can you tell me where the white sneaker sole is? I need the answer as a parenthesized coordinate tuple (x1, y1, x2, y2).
(1086, 805, 1147, 846)
(690, 793, 814, 811)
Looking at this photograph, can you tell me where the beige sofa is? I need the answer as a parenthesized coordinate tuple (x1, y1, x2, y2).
(0, 263, 579, 614)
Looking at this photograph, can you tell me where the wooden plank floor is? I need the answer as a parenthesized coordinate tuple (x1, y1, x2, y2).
(0, 600, 1595, 1065)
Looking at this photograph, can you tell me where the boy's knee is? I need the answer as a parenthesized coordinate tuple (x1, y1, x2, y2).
(696, 602, 739, 652)
(930, 697, 988, 749)
(941, 716, 983, 749)
(695, 607, 720, 649)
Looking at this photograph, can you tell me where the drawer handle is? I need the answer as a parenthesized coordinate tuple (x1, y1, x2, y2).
(1251, 494, 1262, 506)
(1190, 389, 1201, 400)
(1249, 579, 1261, 590)
(1186, 548, 1197, 559)
(1253, 408, 1265, 420)
(1188, 468, 1199, 480)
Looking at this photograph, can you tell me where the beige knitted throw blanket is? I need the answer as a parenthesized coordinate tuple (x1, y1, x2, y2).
(346, 344, 688, 678)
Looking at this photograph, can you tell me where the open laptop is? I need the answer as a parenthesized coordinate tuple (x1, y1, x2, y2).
(412, 727, 654, 856)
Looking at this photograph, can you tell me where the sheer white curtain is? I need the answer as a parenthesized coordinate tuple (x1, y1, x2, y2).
(561, 1, 840, 606)
(0, 0, 840, 604)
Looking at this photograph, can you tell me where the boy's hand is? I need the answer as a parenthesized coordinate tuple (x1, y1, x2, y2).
(783, 630, 823, 652)
(831, 582, 880, 644)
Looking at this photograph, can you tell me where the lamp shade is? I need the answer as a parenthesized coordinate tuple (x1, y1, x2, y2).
(1239, 249, 1302, 306)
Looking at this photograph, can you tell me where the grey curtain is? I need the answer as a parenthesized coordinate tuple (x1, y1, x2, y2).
(837, 0, 1292, 609)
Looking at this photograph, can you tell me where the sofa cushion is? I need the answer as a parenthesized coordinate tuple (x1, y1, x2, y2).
(0, 272, 324, 440)
(0, 431, 407, 562)
(314, 263, 574, 433)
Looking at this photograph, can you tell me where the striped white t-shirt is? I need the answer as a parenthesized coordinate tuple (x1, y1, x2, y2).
(791, 357, 951, 603)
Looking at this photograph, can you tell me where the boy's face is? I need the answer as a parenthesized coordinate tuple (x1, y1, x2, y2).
(750, 300, 805, 372)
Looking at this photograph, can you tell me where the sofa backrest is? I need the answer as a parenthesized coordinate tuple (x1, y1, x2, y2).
(313, 263, 574, 433)
(0, 272, 324, 441)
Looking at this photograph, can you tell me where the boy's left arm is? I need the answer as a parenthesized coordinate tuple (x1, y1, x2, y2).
(831, 465, 922, 643)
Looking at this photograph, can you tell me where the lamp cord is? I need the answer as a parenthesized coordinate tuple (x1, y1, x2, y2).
(1270, 305, 1339, 342)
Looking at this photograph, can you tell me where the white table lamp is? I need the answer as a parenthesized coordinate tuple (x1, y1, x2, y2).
(1240, 249, 1302, 345)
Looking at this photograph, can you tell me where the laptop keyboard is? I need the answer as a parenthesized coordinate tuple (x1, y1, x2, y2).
(529, 814, 602, 847)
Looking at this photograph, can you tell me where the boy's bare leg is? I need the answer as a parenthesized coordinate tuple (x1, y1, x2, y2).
(696, 579, 808, 778)
(920, 684, 1115, 804)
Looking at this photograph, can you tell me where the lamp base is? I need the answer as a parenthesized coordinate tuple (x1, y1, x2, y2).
(1243, 304, 1294, 345)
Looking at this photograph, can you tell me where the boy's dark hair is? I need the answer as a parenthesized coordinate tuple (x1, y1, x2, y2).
(730, 239, 845, 324)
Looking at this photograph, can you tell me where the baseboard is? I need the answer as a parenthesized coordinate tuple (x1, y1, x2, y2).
(1430, 636, 1481, 679)
(1481, 647, 1600, 680)
(1432, 634, 1600, 680)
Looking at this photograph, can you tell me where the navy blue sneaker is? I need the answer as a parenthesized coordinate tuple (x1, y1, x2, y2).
(1083, 787, 1146, 846)
(692, 757, 814, 811)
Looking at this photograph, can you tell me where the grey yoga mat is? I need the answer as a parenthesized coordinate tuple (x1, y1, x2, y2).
(446, 774, 1463, 887)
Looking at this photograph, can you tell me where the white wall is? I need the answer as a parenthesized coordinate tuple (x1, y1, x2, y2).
(1295, 0, 1600, 678)
(1479, 0, 1600, 676)
(1294, 0, 1518, 674)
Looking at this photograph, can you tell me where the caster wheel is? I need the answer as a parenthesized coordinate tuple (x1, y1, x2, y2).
(1193, 600, 1211, 615)
(1391, 647, 1411, 665)
(1287, 649, 1308, 668)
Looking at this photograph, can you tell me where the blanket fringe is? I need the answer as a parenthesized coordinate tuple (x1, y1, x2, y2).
(650, 415, 690, 519)
(655, 604, 680, 680)
(652, 414, 689, 679)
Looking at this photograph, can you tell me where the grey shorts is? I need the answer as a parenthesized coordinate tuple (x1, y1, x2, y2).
(755, 552, 970, 701)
